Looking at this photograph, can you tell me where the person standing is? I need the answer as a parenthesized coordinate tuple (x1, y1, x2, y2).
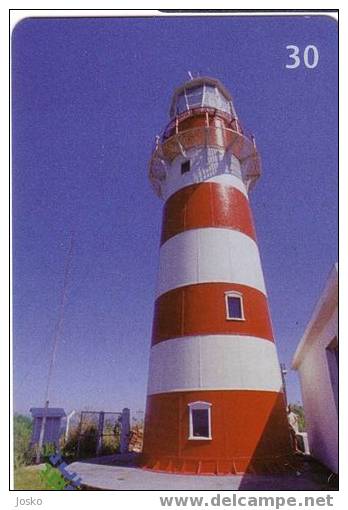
(287, 405, 300, 452)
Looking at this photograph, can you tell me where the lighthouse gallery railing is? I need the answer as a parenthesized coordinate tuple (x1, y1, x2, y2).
(149, 124, 262, 197)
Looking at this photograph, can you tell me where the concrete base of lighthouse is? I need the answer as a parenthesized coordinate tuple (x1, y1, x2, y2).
(140, 390, 293, 475)
(68, 453, 334, 490)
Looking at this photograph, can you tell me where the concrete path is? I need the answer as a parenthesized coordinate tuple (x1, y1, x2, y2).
(69, 454, 336, 491)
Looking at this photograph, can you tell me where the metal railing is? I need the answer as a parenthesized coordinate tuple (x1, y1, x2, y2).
(149, 124, 261, 196)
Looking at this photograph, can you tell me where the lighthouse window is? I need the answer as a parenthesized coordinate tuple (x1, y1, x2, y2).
(188, 401, 212, 440)
(177, 93, 188, 114)
(185, 86, 204, 109)
(203, 84, 218, 109)
(181, 160, 191, 174)
(225, 292, 244, 320)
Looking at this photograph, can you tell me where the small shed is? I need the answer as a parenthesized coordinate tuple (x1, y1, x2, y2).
(292, 264, 338, 473)
(30, 408, 66, 446)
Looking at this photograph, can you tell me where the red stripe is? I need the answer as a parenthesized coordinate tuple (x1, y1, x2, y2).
(161, 183, 256, 245)
(141, 390, 291, 474)
(151, 283, 274, 346)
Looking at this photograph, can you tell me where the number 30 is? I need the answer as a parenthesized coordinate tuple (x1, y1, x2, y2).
(286, 45, 319, 69)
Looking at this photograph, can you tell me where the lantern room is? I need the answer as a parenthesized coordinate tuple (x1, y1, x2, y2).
(169, 77, 237, 119)
(149, 76, 262, 199)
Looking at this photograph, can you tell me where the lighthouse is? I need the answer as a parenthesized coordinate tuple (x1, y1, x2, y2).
(142, 76, 292, 475)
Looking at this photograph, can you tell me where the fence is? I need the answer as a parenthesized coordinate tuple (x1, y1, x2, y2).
(76, 408, 130, 458)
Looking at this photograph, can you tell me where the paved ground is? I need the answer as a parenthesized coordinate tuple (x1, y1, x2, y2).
(69, 454, 338, 491)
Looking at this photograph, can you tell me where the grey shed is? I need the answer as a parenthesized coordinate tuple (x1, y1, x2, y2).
(30, 408, 66, 446)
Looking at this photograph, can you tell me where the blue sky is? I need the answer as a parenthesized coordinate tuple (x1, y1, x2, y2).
(12, 15, 337, 415)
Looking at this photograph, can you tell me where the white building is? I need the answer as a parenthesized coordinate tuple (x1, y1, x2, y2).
(292, 264, 338, 473)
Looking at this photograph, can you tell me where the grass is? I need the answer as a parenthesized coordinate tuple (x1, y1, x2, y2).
(14, 466, 50, 490)
(14, 465, 83, 491)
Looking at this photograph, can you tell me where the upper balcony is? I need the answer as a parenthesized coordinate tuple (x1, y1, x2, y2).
(149, 112, 261, 198)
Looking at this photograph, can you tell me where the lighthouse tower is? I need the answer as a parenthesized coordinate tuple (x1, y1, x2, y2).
(142, 77, 292, 475)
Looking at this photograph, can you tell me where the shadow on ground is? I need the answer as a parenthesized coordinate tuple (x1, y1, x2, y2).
(77, 452, 140, 467)
(238, 455, 338, 491)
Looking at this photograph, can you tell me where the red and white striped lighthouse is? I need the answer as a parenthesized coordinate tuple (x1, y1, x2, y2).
(142, 76, 292, 475)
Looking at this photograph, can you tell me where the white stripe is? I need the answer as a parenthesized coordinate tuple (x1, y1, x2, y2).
(162, 147, 248, 200)
(147, 335, 283, 395)
(205, 174, 248, 197)
(157, 228, 266, 297)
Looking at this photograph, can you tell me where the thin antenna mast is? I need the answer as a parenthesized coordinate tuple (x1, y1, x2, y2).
(35, 232, 75, 463)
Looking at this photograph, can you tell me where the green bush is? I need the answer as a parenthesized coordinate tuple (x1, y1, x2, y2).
(62, 424, 98, 460)
(42, 442, 56, 462)
(100, 422, 120, 455)
(13, 414, 34, 469)
(62, 421, 121, 460)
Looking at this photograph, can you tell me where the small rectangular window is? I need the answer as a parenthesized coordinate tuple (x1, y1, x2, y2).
(188, 401, 212, 440)
(225, 292, 244, 320)
(181, 160, 190, 174)
(192, 409, 209, 437)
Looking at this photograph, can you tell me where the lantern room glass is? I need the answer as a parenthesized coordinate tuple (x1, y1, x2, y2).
(175, 83, 232, 116)
(185, 86, 204, 109)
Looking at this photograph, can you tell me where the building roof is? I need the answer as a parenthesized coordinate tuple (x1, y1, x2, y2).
(30, 407, 66, 418)
(292, 263, 338, 370)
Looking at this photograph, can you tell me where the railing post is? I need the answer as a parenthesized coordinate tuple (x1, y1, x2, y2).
(120, 408, 130, 454)
(204, 112, 210, 152)
(235, 118, 241, 134)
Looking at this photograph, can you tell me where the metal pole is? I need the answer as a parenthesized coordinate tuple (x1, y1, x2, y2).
(76, 412, 83, 459)
(35, 400, 49, 463)
(35, 232, 75, 464)
(96, 412, 105, 456)
(280, 363, 288, 407)
(65, 410, 76, 443)
(120, 408, 130, 454)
